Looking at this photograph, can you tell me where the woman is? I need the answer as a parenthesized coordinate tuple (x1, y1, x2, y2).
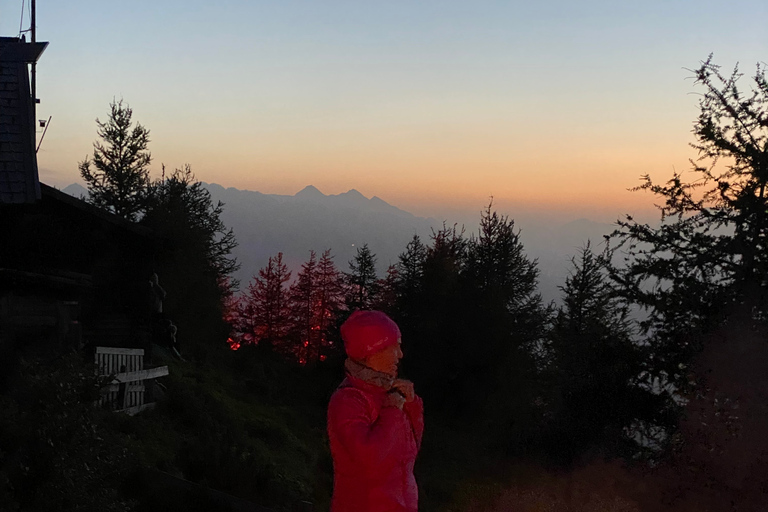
(327, 310, 424, 512)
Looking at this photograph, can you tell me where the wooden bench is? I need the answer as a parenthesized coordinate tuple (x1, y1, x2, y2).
(95, 346, 169, 415)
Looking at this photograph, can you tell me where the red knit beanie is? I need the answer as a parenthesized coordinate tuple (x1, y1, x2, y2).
(340, 310, 401, 360)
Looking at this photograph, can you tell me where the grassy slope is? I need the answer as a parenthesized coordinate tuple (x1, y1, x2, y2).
(110, 346, 334, 511)
(115, 345, 530, 512)
(110, 339, 766, 512)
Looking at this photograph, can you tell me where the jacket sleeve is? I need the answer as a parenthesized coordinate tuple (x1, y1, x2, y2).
(328, 388, 407, 468)
(403, 394, 424, 450)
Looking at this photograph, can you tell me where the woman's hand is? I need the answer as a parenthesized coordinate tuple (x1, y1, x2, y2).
(384, 391, 406, 409)
(392, 379, 416, 403)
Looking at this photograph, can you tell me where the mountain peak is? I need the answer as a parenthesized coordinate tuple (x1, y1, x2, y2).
(343, 189, 366, 199)
(62, 183, 89, 199)
(295, 185, 325, 199)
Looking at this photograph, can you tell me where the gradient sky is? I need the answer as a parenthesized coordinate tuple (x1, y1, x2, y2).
(2, 0, 766, 221)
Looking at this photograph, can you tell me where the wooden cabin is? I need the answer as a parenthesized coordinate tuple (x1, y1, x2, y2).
(0, 36, 164, 401)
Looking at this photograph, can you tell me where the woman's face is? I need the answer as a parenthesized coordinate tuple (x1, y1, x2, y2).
(364, 340, 403, 376)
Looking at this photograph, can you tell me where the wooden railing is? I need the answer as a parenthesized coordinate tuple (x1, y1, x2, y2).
(95, 346, 168, 415)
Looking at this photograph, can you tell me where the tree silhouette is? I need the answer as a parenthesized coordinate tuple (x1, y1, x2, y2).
(79, 100, 151, 221)
(393, 224, 467, 410)
(546, 243, 665, 460)
(140, 165, 239, 359)
(242, 252, 292, 349)
(373, 264, 399, 315)
(466, 203, 546, 359)
(609, 56, 768, 393)
(314, 249, 346, 360)
(144, 165, 239, 279)
(397, 235, 427, 298)
(465, 207, 550, 449)
(288, 251, 319, 364)
(345, 244, 379, 310)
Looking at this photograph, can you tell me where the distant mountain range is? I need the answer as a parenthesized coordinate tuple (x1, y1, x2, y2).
(62, 182, 439, 289)
(61, 183, 616, 303)
(201, 183, 439, 289)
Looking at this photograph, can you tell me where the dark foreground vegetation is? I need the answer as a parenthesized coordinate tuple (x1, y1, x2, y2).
(2, 56, 767, 511)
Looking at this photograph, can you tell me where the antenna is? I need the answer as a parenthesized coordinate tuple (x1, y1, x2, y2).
(31, 0, 37, 121)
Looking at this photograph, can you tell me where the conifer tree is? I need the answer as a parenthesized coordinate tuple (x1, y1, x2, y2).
(609, 56, 768, 392)
(397, 235, 427, 299)
(289, 251, 319, 364)
(243, 253, 292, 349)
(399, 224, 468, 409)
(314, 250, 346, 360)
(391, 235, 427, 321)
(546, 243, 659, 459)
(373, 265, 400, 315)
(468, 202, 539, 307)
(463, 206, 550, 447)
(345, 244, 379, 310)
(140, 165, 239, 359)
(466, 202, 546, 355)
(79, 100, 151, 221)
(144, 165, 238, 279)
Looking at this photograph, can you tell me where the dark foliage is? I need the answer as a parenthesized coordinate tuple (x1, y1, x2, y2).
(544, 243, 671, 462)
(141, 165, 239, 361)
(0, 353, 136, 511)
(395, 208, 551, 454)
(655, 321, 768, 511)
(145, 165, 239, 280)
(463, 207, 551, 453)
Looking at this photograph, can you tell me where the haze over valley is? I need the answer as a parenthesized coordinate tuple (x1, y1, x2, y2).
(63, 182, 616, 303)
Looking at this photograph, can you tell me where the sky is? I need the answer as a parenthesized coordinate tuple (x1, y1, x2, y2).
(2, 0, 766, 223)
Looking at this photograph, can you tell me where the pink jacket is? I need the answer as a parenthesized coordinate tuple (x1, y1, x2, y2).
(327, 374, 424, 512)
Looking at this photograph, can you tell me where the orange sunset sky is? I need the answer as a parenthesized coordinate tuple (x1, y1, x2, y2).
(4, 0, 766, 222)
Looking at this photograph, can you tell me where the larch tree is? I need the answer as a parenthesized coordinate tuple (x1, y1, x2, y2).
(289, 251, 319, 364)
(609, 56, 768, 392)
(79, 100, 151, 221)
(243, 252, 292, 349)
(314, 249, 346, 360)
